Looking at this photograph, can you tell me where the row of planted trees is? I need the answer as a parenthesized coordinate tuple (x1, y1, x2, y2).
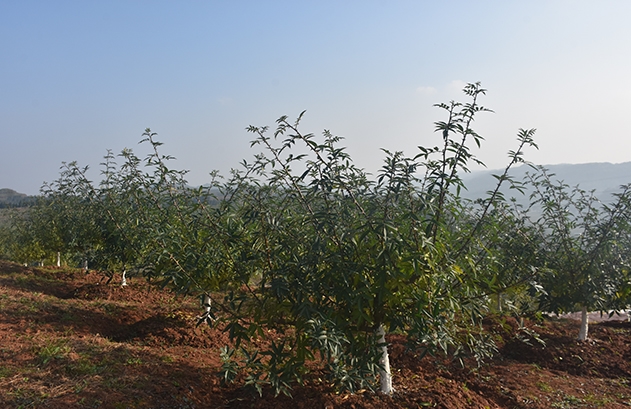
(1, 83, 631, 395)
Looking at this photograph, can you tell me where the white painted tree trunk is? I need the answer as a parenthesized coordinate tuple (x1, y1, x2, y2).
(56, 251, 61, 267)
(376, 324, 393, 395)
(578, 305, 589, 341)
(203, 294, 212, 315)
(82, 259, 88, 272)
(121, 270, 127, 287)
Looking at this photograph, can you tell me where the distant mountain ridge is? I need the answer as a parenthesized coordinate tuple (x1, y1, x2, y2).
(461, 162, 631, 203)
(0, 188, 37, 208)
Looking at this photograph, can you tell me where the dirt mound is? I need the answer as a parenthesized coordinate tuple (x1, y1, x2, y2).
(503, 318, 631, 378)
(108, 312, 230, 348)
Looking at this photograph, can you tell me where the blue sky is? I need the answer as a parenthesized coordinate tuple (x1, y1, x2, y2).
(2, 1, 631, 195)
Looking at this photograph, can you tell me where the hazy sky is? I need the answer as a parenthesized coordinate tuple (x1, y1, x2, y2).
(2, 1, 631, 195)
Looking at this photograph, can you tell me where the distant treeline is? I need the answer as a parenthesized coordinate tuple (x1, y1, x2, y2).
(0, 189, 38, 208)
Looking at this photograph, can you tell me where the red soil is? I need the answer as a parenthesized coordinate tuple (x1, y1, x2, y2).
(0, 260, 630, 408)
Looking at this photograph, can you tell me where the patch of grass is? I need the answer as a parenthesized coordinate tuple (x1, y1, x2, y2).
(92, 300, 118, 314)
(17, 295, 42, 309)
(551, 393, 586, 408)
(36, 339, 71, 366)
(102, 376, 126, 390)
(616, 377, 630, 387)
(536, 381, 552, 392)
(78, 397, 103, 408)
(583, 393, 615, 407)
(0, 365, 14, 378)
(69, 356, 103, 376)
(161, 355, 175, 363)
(73, 379, 89, 394)
(8, 387, 48, 409)
(13, 275, 34, 288)
(126, 357, 143, 365)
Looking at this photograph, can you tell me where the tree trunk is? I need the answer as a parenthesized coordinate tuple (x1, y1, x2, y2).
(56, 251, 61, 267)
(376, 324, 393, 395)
(121, 270, 127, 287)
(203, 294, 212, 315)
(82, 259, 88, 272)
(578, 305, 589, 341)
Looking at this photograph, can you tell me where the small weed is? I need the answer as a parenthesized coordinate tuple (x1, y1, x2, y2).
(564, 394, 584, 404)
(69, 357, 102, 376)
(37, 339, 71, 365)
(536, 381, 552, 392)
(17, 296, 44, 313)
(10, 387, 46, 408)
(161, 355, 175, 363)
(83, 398, 103, 407)
(126, 357, 143, 365)
(0, 365, 14, 378)
(73, 379, 89, 394)
(551, 393, 585, 408)
(584, 393, 614, 406)
(100, 302, 121, 315)
(103, 377, 125, 390)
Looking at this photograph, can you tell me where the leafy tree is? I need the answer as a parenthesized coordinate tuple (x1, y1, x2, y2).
(198, 83, 538, 395)
(7, 162, 104, 269)
(89, 148, 157, 283)
(527, 168, 631, 340)
(455, 129, 544, 316)
(0, 207, 47, 264)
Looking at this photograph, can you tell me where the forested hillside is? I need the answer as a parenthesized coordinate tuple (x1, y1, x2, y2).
(462, 162, 631, 203)
(0, 188, 37, 208)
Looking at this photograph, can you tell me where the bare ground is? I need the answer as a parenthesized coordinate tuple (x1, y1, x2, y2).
(0, 260, 630, 408)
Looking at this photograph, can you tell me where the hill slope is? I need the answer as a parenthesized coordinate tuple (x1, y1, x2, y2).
(461, 162, 631, 202)
(0, 188, 37, 208)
